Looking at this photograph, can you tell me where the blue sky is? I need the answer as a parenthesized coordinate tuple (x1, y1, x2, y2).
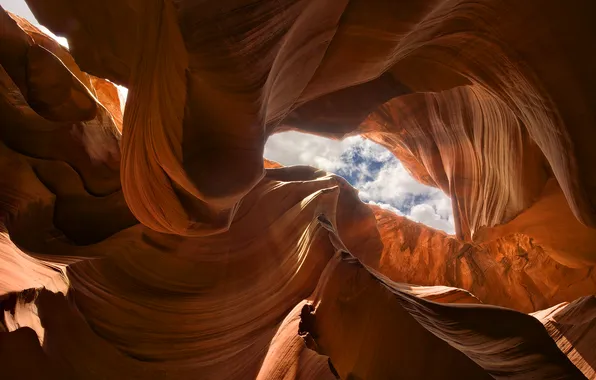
(265, 133, 454, 233)
(1, 0, 455, 234)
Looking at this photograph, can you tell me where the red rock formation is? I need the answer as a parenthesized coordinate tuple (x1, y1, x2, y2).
(533, 296, 596, 379)
(1, 0, 596, 379)
(372, 206, 596, 313)
(300, 249, 586, 379)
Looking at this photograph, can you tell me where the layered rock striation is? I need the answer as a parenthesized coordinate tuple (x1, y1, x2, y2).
(1, 1, 596, 379)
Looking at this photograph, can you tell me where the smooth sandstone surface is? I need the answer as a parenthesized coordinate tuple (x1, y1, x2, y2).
(1, 1, 596, 379)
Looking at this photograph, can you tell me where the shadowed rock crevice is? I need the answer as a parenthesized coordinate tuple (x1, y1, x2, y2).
(0, 1, 596, 379)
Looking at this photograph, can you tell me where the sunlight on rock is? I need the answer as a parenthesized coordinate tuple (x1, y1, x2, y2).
(265, 131, 455, 234)
(1, 0, 596, 379)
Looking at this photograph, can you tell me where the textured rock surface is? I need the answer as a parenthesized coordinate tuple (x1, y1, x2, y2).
(1, 1, 596, 379)
(373, 206, 596, 313)
(300, 249, 585, 379)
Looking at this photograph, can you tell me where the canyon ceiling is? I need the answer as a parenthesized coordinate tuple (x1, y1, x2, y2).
(1, 0, 596, 379)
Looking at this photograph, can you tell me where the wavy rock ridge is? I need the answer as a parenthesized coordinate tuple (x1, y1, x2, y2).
(1, 1, 596, 379)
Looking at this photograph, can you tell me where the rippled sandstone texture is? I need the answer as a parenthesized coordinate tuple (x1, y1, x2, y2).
(1, 0, 596, 379)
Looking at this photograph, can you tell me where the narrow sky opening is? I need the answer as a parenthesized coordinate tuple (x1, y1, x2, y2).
(1, 0, 69, 48)
(265, 132, 455, 234)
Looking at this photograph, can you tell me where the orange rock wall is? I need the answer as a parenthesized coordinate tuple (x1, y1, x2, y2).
(1, 1, 596, 379)
(373, 207, 596, 313)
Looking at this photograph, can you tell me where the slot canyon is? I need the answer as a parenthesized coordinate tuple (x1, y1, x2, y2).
(1, 0, 596, 378)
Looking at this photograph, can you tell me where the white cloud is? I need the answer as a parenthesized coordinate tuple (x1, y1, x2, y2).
(265, 131, 353, 172)
(367, 201, 404, 216)
(356, 161, 438, 204)
(408, 204, 455, 234)
(265, 131, 455, 234)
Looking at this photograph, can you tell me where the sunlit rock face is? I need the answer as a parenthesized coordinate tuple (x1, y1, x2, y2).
(1, 1, 596, 379)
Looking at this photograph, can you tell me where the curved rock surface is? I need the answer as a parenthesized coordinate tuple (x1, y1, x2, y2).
(1, 1, 596, 379)
(372, 206, 596, 313)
